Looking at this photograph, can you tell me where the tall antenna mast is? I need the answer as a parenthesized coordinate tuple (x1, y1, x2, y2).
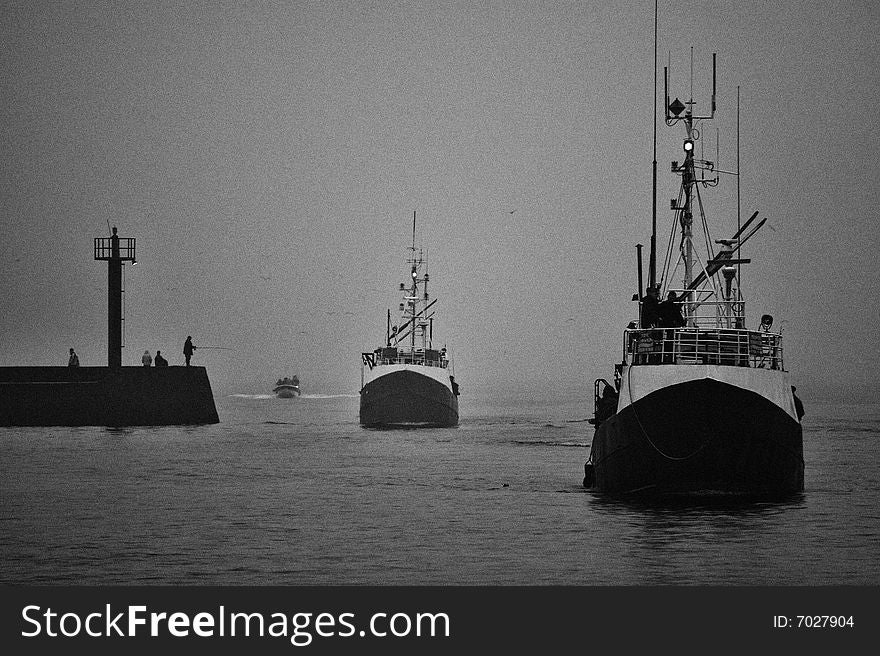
(737, 86, 742, 293)
(650, 0, 658, 290)
(665, 47, 717, 309)
(411, 210, 416, 349)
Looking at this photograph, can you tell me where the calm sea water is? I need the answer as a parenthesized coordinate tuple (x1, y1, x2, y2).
(1, 392, 878, 585)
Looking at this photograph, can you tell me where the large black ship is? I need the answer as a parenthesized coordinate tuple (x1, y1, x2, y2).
(584, 20, 804, 496)
(360, 212, 459, 428)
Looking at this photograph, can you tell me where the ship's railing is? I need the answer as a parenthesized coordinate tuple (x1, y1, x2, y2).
(375, 356, 448, 368)
(623, 328, 784, 369)
(690, 304, 745, 329)
(365, 347, 449, 369)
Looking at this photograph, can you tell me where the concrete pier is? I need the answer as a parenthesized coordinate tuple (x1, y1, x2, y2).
(0, 366, 219, 426)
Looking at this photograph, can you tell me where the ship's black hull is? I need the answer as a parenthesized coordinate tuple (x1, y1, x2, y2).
(589, 378, 803, 496)
(360, 369, 458, 428)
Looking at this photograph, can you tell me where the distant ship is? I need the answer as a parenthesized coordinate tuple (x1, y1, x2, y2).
(273, 376, 301, 398)
(360, 211, 460, 428)
(584, 24, 803, 496)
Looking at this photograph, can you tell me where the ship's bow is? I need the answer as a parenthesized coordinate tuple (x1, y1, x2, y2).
(591, 366, 803, 496)
(360, 364, 458, 428)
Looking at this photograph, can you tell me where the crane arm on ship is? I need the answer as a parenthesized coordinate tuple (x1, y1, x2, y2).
(687, 211, 766, 290)
(392, 298, 437, 343)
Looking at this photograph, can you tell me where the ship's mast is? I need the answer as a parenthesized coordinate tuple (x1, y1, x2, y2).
(411, 211, 419, 349)
(664, 50, 718, 322)
(649, 0, 658, 292)
(394, 210, 433, 351)
(681, 108, 696, 290)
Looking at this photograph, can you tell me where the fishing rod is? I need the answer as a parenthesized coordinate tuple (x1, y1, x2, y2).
(195, 346, 234, 350)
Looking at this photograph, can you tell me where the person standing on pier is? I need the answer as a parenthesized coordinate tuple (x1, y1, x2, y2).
(183, 336, 197, 366)
(68, 348, 80, 367)
(142, 350, 152, 367)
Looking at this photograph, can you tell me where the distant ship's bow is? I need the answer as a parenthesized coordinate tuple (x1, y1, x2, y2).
(360, 364, 458, 428)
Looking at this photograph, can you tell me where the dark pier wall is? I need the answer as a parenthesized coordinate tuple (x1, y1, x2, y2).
(0, 367, 219, 426)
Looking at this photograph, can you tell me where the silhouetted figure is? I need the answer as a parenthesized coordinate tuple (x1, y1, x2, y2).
(154, 351, 168, 367)
(142, 350, 152, 367)
(792, 386, 805, 421)
(640, 286, 661, 328)
(183, 336, 196, 366)
(658, 291, 685, 328)
(614, 362, 624, 391)
(68, 348, 80, 367)
(596, 385, 619, 423)
(639, 286, 662, 364)
(658, 291, 685, 363)
(110, 226, 120, 258)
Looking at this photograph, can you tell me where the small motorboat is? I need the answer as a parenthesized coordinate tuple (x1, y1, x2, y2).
(273, 376, 301, 398)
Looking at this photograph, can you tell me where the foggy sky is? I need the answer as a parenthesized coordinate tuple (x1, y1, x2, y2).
(2, 1, 878, 402)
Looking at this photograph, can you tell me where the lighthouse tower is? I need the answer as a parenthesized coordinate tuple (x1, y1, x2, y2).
(94, 227, 136, 368)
